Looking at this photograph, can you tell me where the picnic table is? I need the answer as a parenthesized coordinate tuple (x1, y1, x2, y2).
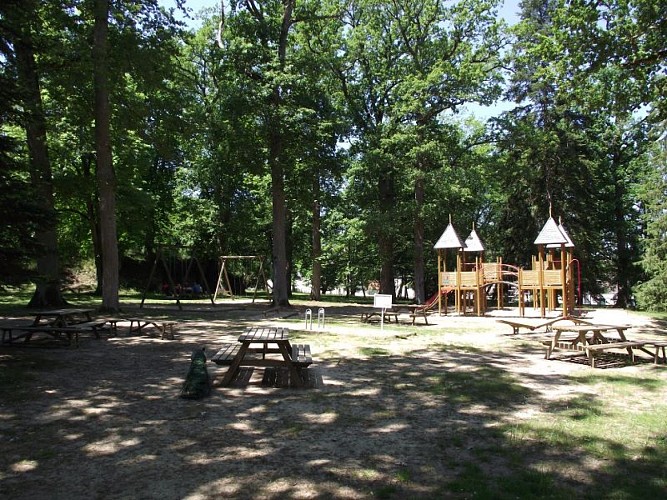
(360, 309, 399, 324)
(1, 308, 105, 346)
(360, 294, 431, 326)
(125, 318, 177, 340)
(395, 304, 432, 325)
(31, 308, 96, 327)
(544, 324, 655, 367)
(211, 326, 312, 388)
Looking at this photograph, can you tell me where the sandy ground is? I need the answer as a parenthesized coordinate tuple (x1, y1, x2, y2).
(1, 302, 665, 499)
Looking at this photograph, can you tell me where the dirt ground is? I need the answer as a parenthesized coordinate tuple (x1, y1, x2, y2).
(1, 301, 665, 499)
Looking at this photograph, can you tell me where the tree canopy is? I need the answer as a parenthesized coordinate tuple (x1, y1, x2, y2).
(0, 0, 665, 310)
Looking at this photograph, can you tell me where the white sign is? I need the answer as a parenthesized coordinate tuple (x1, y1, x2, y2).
(374, 294, 393, 309)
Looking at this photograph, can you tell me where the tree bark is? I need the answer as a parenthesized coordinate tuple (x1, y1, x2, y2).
(311, 175, 322, 300)
(266, 0, 296, 308)
(93, 0, 120, 312)
(81, 153, 103, 294)
(413, 173, 426, 303)
(378, 171, 395, 297)
(269, 115, 290, 307)
(612, 157, 630, 308)
(12, 1, 67, 308)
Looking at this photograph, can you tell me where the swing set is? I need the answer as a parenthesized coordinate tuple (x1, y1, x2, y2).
(140, 246, 215, 310)
(213, 255, 271, 303)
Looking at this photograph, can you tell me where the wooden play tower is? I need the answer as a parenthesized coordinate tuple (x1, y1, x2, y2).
(434, 221, 496, 316)
(519, 217, 576, 318)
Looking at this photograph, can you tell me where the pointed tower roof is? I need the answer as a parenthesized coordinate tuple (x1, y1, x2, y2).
(463, 228, 485, 253)
(547, 221, 575, 248)
(534, 217, 569, 245)
(434, 222, 465, 249)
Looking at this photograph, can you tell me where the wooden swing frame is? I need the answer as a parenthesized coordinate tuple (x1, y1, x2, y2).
(140, 246, 215, 310)
(213, 255, 271, 303)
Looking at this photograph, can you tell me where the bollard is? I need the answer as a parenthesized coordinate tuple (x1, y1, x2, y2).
(317, 307, 325, 329)
(305, 308, 313, 330)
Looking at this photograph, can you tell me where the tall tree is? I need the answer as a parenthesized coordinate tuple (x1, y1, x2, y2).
(3, 0, 67, 307)
(635, 138, 667, 310)
(212, 0, 338, 307)
(93, 0, 120, 311)
(323, 0, 504, 299)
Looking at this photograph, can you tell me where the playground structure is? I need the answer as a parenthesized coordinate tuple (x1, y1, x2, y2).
(521, 217, 577, 318)
(141, 246, 215, 310)
(213, 255, 271, 303)
(433, 216, 577, 318)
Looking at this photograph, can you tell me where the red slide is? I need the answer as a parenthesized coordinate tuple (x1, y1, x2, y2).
(417, 287, 450, 311)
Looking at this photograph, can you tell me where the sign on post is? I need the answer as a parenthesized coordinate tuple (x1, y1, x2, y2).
(373, 294, 393, 330)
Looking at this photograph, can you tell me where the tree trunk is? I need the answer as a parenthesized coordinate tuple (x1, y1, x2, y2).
(268, 105, 290, 307)
(266, 1, 295, 308)
(311, 176, 322, 300)
(613, 167, 630, 308)
(13, 1, 67, 308)
(413, 173, 426, 303)
(378, 171, 395, 297)
(93, 0, 120, 312)
(270, 161, 290, 306)
(82, 153, 103, 294)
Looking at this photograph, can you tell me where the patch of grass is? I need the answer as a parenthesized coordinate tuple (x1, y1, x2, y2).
(426, 365, 534, 406)
(358, 347, 391, 357)
(495, 468, 564, 499)
(446, 463, 494, 497)
(373, 484, 398, 498)
(395, 468, 411, 482)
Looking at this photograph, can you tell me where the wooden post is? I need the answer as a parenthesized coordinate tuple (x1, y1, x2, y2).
(560, 244, 567, 317)
(538, 245, 546, 318)
(437, 251, 443, 315)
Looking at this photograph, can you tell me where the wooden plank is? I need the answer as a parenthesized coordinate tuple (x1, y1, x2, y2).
(586, 341, 646, 368)
(211, 343, 241, 365)
(292, 344, 313, 366)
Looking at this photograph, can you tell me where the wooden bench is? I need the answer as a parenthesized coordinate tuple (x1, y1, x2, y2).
(499, 316, 592, 335)
(648, 341, 667, 364)
(96, 317, 124, 336)
(360, 310, 398, 323)
(498, 319, 537, 335)
(541, 335, 586, 359)
(409, 310, 431, 325)
(585, 341, 648, 368)
(291, 344, 313, 367)
(211, 343, 241, 365)
(66, 320, 109, 339)
(1, 322, 34, 344)
(126, 318, 177, 340)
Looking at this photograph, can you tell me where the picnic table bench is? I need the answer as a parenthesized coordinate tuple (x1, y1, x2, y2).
(126, 318, 177, 340)
(211, 343, 240, 365)
(404, 305, 432, 325)
(1, 309, 107, 346)
(1, 320, 107, 347)
(360, 307, 432, 325)
(543, 323, 666, 367)
(360, 310, 399, 323)
(498, 316, 591, 335)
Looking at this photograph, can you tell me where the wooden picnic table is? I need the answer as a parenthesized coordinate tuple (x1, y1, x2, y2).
(125, 318, 177, 340)
(31, 308, 96, 327)
(1, 308, 104, 346)
(360, 304, 431, 325)
(545, 324, 654, 367)
(395, 304, 432, 325)
(212, 326, 311, 388)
